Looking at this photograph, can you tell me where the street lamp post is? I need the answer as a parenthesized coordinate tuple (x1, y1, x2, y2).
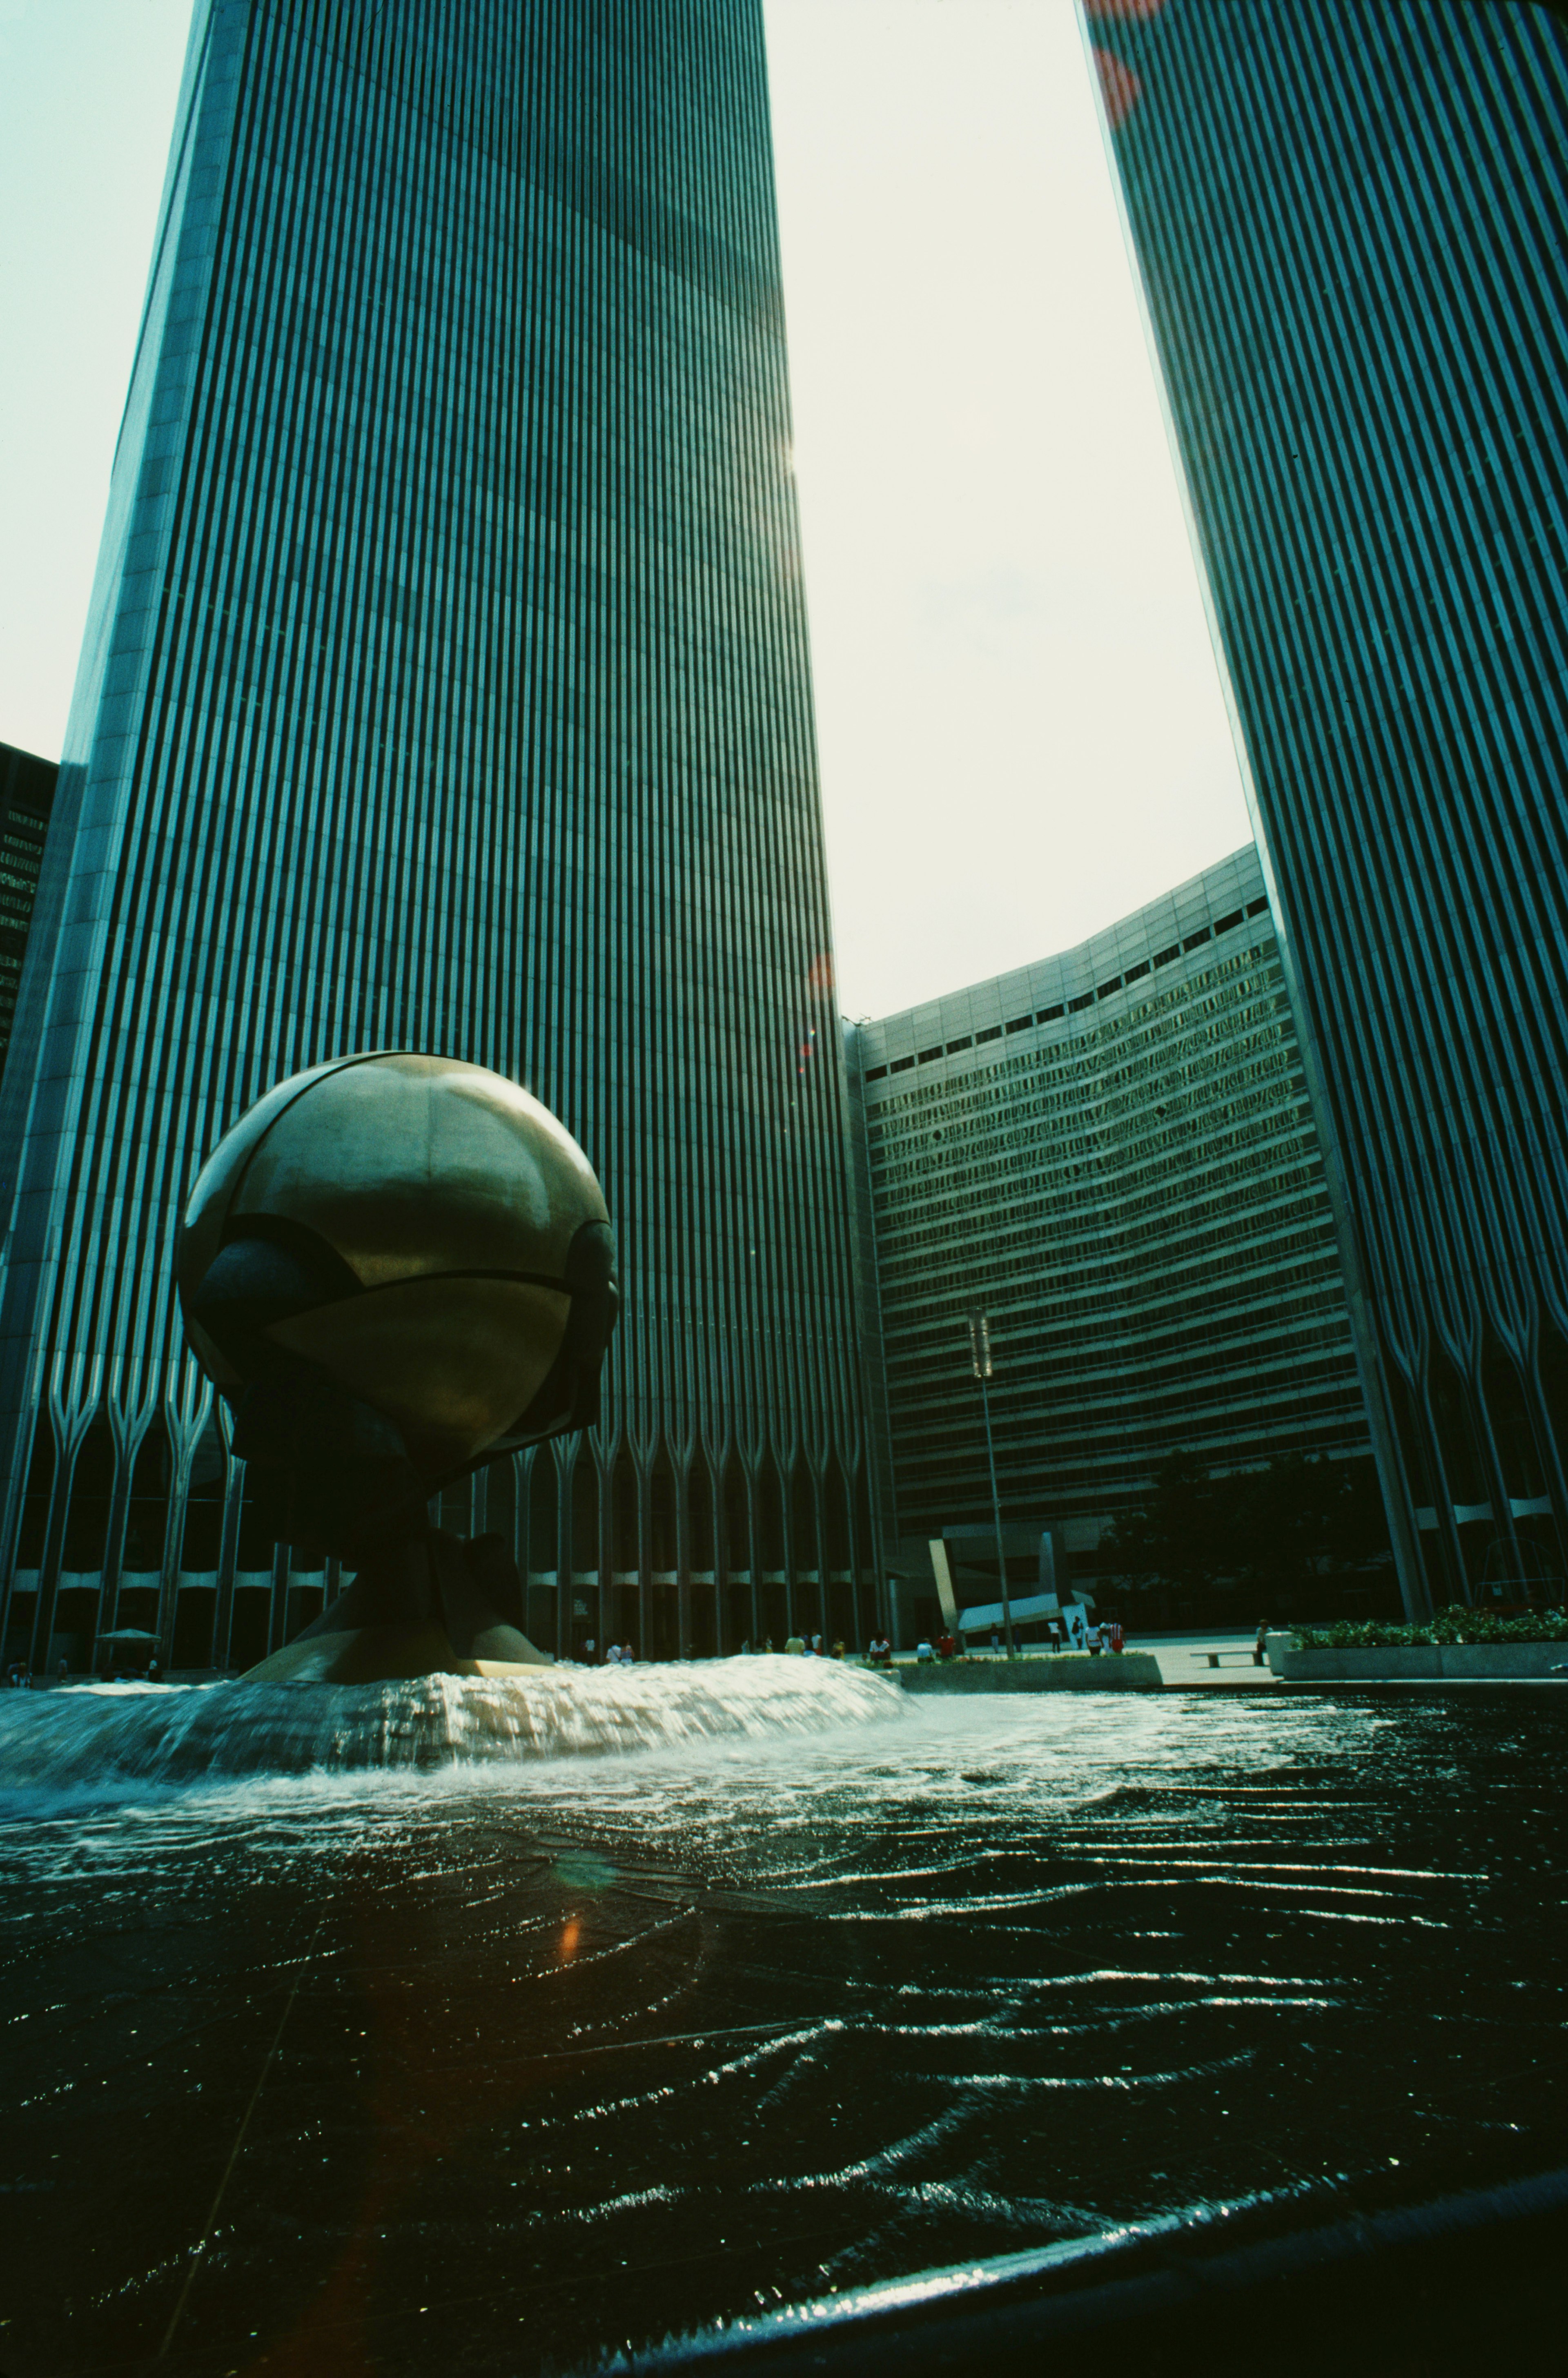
(967, 1310, 1015, 1659)
(885, 1569, 904, 1653)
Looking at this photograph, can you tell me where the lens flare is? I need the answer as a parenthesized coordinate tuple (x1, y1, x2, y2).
(1095, 48, 1143, 130)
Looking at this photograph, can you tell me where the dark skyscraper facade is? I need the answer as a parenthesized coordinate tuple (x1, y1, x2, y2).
(0, 743, 57, 1089)
(0, 0, 872, 1676)
(1087, 0, 1568, 1613)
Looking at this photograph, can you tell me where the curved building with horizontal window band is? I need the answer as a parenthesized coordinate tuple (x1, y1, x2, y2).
(849, 847, 1376, 1603)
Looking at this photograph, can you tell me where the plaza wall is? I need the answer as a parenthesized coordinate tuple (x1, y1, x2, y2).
(1085, 0, 1568, 1613)
(0, 0, 875, 1674)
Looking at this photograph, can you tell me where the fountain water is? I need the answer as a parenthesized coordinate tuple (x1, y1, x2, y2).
(4, 1682, 1566, 2377)
(0, 1654, 903, 1796)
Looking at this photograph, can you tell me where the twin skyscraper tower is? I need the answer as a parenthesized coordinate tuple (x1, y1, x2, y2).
(2, 0, 1567, 1667)
(0, 0, 870, 1670)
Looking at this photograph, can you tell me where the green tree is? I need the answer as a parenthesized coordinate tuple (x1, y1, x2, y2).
(1229, 1454, 1393, 1591)
(1107, 1451, 1393, 1601)
(1228, 1455, 1330, 1597)
(1103, 1452, 1220, 1595)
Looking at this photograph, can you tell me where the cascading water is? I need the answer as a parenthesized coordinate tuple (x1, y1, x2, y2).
(0, 1654, 905, 1796)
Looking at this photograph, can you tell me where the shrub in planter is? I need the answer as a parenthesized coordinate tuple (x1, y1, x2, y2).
(1293, 1606, 1568, 1651)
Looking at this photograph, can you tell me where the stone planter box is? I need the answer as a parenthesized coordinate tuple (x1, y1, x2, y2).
(898, 1654, 1163, 1694)
(1270, 1638, 1568, 1681)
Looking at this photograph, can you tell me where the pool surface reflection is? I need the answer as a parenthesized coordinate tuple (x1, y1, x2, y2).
(2, 1679, 1565, 2374)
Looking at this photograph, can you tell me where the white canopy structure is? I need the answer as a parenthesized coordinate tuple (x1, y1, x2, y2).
(956, 1591, 1093, 1636)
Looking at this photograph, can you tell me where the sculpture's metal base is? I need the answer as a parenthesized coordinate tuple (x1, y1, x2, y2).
(242, 1532, 552, 1682)
(243, 1628, 549, 1685)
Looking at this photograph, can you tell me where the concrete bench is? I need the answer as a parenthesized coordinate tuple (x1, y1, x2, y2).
(1191, 1649, 1266, 1668)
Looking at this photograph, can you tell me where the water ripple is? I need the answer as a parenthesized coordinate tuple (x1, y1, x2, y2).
(2, 1680, 1564, 2375)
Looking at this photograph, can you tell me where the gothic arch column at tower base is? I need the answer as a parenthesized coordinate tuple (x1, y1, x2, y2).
(0, 1455, 890, 1683)
(0, 1417, 883, 1674)
(1380, 1318, 1568, 1617)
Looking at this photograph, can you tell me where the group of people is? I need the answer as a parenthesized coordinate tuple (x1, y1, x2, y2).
(904, 1615, 1129, 1662)
(739, 1634, 846, 1658)
(594, 1638, 867, 1663)
(7, 1656, 162, 1687)
(5, 1657, 139, 1687)
(1046, 1618, 1124, 1656)
(580, 1623, 1132, 1666)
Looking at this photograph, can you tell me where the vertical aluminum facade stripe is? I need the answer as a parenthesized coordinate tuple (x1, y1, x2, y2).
(0, 0, 875, 1674)
(841, 1022, 900, 1565)
(1085, 0, 1568, 1614)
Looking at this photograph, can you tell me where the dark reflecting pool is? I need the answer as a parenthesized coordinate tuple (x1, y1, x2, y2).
(2, 1679, 1565, 2375)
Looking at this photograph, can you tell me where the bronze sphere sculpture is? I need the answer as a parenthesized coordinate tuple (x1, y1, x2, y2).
(177, 1053, 617, 1681)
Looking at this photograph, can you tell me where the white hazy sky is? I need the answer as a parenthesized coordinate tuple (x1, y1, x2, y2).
(0, 0, 1253, 1021)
